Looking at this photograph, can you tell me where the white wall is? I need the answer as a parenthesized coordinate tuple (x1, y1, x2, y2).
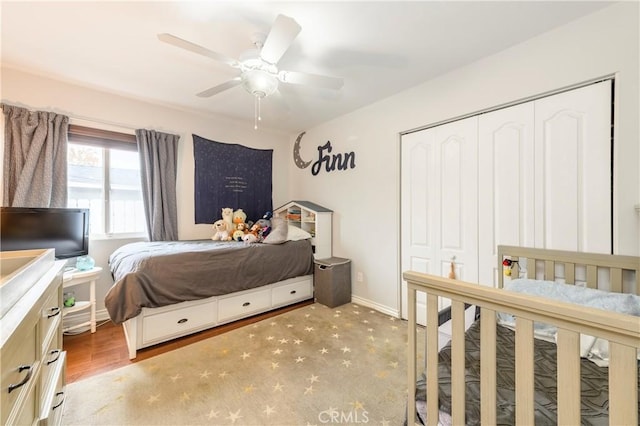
(1, 68, 291, 317)
(290, 3, 640, 316)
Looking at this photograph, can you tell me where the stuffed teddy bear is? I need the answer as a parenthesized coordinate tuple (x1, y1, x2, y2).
(211, 219, 232, 241)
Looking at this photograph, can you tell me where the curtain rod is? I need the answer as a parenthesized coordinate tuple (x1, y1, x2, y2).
(70, 115, 182, 138)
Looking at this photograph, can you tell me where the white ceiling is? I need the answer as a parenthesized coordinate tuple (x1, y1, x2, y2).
(1, 1, 612, 134)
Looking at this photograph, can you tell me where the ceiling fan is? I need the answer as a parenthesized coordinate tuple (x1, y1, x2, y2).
(158, 14, 344, 128)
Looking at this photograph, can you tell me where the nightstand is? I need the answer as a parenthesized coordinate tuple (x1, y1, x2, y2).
(62, 266, 101, 333)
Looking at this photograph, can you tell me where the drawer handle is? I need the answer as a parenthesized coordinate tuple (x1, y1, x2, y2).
(47, 349, 61, 365)
(177, 318, 188, 324)
(52, 391, 65, 410)
(8, 365, 33, 393)
(47, 307, 61, 319)
(290, 290, 297, 295)
(242, 302, 251, 307)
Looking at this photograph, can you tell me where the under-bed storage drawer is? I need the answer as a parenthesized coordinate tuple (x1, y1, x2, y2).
(272, 278, 312, 307)
(142, 299, 217, 344)
(218, 288, 271, 322)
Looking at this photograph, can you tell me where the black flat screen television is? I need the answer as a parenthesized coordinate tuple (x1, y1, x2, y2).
(0, 207, 90, 259)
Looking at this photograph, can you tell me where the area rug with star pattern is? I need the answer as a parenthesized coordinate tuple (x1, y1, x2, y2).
(62, 303, 421, 425)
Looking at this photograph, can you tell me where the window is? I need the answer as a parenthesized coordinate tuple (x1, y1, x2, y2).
(67, 125, 146, 236)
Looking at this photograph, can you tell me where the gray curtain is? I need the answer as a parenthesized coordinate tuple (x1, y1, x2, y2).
(136, 129, 180, 241)
(2, 104, 69, 207)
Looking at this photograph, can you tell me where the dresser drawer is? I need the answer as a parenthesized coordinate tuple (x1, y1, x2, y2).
(39, 351, 66, 426)
(218, 288, 271, 322)
(1, 325, 38, 426)
(40, 288, 62, 353)
(142, 299, 217, 344)
(40, 332, 64, 398)
(272, 279, 312, 307)
(13, 383, 37, 426)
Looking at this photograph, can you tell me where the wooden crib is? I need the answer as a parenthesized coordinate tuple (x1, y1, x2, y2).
(405, 246, 640, 425)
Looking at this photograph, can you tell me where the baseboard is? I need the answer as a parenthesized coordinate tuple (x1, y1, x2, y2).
(349, 295, 399, 318)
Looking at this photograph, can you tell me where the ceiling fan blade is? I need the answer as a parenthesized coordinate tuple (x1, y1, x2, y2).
(279, 70, 344, 90)
(259, 14, 301, 65)
(158, 33, 239, 68)
(196, 77, 242, 98)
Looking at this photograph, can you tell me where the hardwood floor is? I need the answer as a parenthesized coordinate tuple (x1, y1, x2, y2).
(63, 300, 313, 383)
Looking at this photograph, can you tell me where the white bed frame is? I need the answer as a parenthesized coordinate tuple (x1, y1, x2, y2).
(405, 246, 640, 425)
(122, 274, 313, 359)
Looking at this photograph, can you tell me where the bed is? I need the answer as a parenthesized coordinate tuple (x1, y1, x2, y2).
(105, 239, 315, 359)
(404, 245, 640, 425)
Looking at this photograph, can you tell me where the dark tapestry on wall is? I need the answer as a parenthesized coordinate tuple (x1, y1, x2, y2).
(193, 134, 273, 224)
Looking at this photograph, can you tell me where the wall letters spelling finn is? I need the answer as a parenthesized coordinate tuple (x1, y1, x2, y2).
(311, 141, 356, 176)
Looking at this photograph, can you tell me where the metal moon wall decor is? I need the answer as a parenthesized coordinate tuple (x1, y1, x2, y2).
(293, 131, 312, 169)
(293, 131, 356, 176)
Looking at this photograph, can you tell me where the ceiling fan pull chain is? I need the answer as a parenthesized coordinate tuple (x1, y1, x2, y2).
(254, 96, 259, 130)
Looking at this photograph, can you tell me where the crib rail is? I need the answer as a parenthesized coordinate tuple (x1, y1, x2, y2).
(405, 272, 640, 426)
(497, 245, 640, 293)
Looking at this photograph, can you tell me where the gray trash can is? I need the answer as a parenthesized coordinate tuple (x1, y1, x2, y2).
(314, 257, 351, 308)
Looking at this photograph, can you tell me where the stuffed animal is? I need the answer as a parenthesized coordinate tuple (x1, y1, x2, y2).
(243, 223, 262, 243)
(230, 209, 249, 241)
(254, 211, 273, 238)
(232, 209, 247, 225)
(211, 219, 232, 241)
(232, 222, 249, 241)
(221, 207, 234, 233)
(242, 232, 258, 244)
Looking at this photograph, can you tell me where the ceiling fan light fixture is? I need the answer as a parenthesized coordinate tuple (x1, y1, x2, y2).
(241, 69, 279, 98)
(241, 69, 279, 130)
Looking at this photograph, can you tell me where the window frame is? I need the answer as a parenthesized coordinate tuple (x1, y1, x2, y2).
(67, 125, 146, 239)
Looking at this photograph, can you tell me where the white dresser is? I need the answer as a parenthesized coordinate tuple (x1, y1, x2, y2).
(0, 249, 66, 426)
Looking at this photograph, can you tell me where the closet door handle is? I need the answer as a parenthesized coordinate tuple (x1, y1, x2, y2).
(177, 318, 188, 324)
(290, 290, 297, 295)
(242, 302, 251, 307)
(8, 365, 33, 393)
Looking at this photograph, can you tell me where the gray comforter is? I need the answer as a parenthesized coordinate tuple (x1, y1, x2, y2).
(105, 239, 314, 324)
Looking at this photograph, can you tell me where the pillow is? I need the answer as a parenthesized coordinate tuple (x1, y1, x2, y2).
(497, 279, 640, 365)
(262, 218, 287, 244)
(287, 224, 312, 241)
(501, 279, 640, 315)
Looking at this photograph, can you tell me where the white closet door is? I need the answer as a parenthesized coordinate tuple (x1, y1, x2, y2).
(478, 102, 535, 286)
(401, 116, 478, 321)
(534, 81, 612, 253)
